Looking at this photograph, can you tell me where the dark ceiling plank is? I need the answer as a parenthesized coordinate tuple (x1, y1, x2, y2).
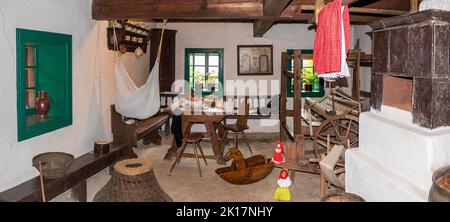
(92, 0, 263, 20)
(253, 0, 293, 37)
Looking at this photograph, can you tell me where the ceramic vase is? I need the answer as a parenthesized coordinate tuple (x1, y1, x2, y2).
(35, 90, 50, 119)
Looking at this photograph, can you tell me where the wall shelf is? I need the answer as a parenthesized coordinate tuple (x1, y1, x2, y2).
(107, 19, 150, 54)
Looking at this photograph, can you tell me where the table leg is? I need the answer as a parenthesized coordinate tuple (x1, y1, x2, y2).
(164, 139, 178, 160)
(71, 180, 87, 202)
(164, 118, 171, 136)
(205, 122, 226, 165)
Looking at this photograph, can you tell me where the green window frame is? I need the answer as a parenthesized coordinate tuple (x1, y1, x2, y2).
(185, 48, 224, 97)
(287, 49, 325, 98)
(17, 28, 72, 141)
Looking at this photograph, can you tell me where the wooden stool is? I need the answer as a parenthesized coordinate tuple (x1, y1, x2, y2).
(169, 133, 208, 177)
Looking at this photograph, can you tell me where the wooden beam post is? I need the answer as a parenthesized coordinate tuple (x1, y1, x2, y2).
(352, 39, 361, 102)
(293, 50, 303, 140)
(310, 0, 363, 24)
(410, 0, 418, 13)
(280, 52, 288, 141)
(253, 0, 293, 37)
(293, 50, 305, 160)
(315, 0, 325, 24)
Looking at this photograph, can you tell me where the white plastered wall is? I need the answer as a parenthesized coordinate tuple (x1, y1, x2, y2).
(0, 0, 153, 191)
(164, 22, 368, 132)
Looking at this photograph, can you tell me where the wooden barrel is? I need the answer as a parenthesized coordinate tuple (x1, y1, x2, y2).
(323, 192, 365, 202)
(429, 166, 450, 202)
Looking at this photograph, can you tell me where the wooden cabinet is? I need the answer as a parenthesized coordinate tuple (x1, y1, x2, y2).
(149, 29, 177, 92)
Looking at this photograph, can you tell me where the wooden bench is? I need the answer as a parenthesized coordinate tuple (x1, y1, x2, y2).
(111, 105, 170, 147)
(0, 142, 133, 202)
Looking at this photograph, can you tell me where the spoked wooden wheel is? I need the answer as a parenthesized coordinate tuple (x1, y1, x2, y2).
(313, 115, 359, 159)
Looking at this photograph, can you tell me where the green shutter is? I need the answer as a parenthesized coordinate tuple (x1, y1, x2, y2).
(16, 28, 72, 141)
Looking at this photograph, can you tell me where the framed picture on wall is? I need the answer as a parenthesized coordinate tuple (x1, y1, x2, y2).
(237, 45, 273, 75)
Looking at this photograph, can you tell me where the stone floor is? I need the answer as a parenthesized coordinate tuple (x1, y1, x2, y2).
(53, 132, 333, 202)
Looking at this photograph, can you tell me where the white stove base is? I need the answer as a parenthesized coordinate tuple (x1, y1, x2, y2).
(346, 149, 428, 201)
(345, 109, 450, 202)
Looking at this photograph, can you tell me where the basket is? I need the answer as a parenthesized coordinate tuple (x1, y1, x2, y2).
(94, 158, 173, 202)
(32, 152, 74, 179)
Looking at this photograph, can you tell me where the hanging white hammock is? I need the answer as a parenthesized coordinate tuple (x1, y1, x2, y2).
(114, 59, 160, 119)
(113, 20, 167, 119)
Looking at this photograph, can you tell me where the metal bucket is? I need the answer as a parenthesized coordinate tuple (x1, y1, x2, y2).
(429, 165, 450, 202)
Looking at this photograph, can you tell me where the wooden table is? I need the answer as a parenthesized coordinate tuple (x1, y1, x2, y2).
(163, 107, 233, 165)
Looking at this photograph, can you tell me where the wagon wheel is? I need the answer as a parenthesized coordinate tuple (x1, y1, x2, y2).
(313, 115, 359, 159)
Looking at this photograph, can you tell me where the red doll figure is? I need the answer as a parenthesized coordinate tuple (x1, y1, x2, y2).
(271, 141, 285, 164)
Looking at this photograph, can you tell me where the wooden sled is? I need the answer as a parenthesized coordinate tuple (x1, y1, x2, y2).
(215, 148, 274, 185)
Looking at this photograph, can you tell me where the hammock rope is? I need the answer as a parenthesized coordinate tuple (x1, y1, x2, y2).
(157, 19, 168, 60)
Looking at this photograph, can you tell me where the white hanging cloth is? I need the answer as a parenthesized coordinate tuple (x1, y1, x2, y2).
(113, 20, 167, 119)
(114, 59, 161, 119)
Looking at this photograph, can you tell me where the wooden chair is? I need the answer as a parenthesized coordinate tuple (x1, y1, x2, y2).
(219, 99, 253, 154)
(169, 132, 208, 177)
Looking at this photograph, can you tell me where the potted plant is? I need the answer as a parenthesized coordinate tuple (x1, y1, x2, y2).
(206, 75, 218, 92)
(301, 69, 317, 92)
(194, 72, 205, 92)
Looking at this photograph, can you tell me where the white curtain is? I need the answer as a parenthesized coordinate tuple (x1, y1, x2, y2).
(114, 60, 161, 119)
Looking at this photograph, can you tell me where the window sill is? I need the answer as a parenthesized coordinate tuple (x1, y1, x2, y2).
(288, 90, 325, 98)
(19, 114, 72, 141)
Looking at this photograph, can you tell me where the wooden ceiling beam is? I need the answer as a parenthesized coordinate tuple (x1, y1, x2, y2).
(92, 0, 401, 25)
(253, 0, 293, 37)
(92, 0, 263, 20)
(301, 4, 409, 16)
(343, 0, 362, 5)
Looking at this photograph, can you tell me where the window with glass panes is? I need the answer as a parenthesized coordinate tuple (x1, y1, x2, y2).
(287, 49, 324, 98)
(25, 46, 38, 115)
(185, 48, 224, 96)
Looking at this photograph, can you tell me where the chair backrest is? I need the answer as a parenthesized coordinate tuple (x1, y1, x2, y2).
(236, 98, 249, 127)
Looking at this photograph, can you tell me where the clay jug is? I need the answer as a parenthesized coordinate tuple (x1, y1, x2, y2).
(35, 90, 51, 119)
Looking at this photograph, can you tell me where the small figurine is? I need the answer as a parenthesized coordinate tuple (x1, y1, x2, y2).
(273, 169, 292, 201)
(271, 141, 285, 164)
